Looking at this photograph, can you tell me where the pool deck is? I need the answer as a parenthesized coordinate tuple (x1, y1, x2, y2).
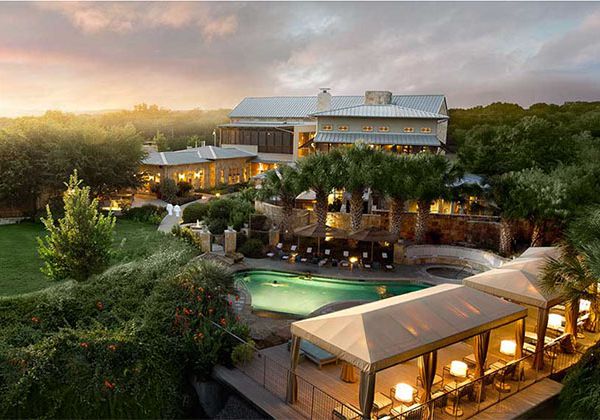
(232, 257, 465, 286)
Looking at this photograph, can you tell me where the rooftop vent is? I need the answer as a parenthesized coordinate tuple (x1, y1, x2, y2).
(364, 91, 392, 105)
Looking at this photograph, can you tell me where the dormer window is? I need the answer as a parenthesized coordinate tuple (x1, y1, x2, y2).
(338, 125, 349, 131)
(322, 125, 333, 131)
(421, 127, 432, 133)
(378, 126, 390, 132)
(362, 126, 373, 132)
(403, 127, 414, 133)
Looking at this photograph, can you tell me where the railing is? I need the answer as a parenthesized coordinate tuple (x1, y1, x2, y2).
(237, 349, 361, 420)
(394, 341, 568, 420)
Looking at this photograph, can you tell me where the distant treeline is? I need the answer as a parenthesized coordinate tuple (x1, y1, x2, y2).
(448, 101, 600, 150)
(0, 104, 231, 151)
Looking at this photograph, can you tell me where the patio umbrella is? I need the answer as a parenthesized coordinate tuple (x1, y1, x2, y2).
(294, 223, 347, 254)
(348, 226, 398, 261)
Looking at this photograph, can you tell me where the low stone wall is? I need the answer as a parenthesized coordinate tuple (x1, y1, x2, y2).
(254, 201, 309, 230)
(403, 244, 507, 271)
(0, 217, 29, 226)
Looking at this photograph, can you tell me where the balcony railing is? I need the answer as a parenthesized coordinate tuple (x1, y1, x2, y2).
(230, 335, 585, 420)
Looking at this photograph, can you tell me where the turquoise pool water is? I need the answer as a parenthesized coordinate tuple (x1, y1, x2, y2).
(236, 270, 427, 317)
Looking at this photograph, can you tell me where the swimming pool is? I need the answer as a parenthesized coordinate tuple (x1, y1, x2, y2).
(235, 270, 428, 317)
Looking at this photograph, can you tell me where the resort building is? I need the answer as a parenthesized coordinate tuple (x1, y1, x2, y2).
(220, 89, 449, 174)
(140, 145, 256, 191)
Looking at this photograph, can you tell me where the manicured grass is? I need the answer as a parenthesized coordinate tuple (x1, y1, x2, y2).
(0, 219, 167, 296)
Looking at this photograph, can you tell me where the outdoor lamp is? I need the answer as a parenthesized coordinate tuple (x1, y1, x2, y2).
(580, 299, 591, 312)
(449, 360, 468, 378)
(395, 383, 414, 404)
(548, 313, 563, 329)
(216, 193, 221, 198)
(500, 339, 517, 356)
(349, 257, 358, 264)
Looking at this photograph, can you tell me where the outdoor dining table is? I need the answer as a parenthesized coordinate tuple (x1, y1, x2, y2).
(340, 361, 357, 383)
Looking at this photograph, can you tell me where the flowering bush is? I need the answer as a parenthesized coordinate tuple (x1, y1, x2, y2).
(0, 239, 249, 417)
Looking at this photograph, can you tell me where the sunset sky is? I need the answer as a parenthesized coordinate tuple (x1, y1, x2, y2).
(1, 2, 599, 117)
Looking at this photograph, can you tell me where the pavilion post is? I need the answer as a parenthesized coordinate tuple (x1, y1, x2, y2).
(418, 350, 438, 420)
(473, 330, 490, 402)
(359, 371, 376, 420)
(534, 308, 549, 370)
(286, 335, 301, 403)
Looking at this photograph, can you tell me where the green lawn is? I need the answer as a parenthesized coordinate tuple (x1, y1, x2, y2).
(0, 219, 165, 296)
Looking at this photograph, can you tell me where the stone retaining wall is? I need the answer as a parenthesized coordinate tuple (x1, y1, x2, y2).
(403, 244, 507, 271)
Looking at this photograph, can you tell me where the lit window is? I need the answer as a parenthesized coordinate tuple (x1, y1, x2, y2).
(322, 125, 333, 131)
(421, 127, 432, 133)
(403, 127, 414, 133)
(362, 126, 373, 132)
(338, 125, 349, 131)
(379, 126, 390, 132)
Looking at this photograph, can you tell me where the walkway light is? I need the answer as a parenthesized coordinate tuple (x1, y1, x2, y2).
(500, 339, 516, 356)
(580, 299, 591, 312)
(395, 383, 414, 404)
(449, 360, 467, 378)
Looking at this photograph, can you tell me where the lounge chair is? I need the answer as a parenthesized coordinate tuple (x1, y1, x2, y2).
(340, 250, 350, 268)
(300, 247, 313, 263)
(332, 404, 362, 420)
(319, 249, 332, 266)
(288, 339, 337, 369)
(266, 242, 283, 258)
(281, 244, 298, 261)
(381, 252, 394, 271)
(361, 252, 372, 269)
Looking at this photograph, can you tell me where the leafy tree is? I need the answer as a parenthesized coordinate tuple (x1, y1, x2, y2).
(339, 143, 384, 231)
(296, 150, 343, 232)
(38, 171, 116, 281)
(409, 153, 451, 244)
(379, 154, 416, 236)
(160, 178, 178, 203)
(257, 165, 302, 237)
(153, 130, 169, 152)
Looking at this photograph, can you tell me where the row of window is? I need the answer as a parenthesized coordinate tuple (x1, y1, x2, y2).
(321, 125, 432, 133)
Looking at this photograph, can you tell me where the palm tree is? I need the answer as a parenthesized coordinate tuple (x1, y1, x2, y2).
(296, 150, 343, 232)
(380, 154, 415, 236)
(339, 143, 383, 231)
(540, 244, 598, 350)
(257, 165, 302, 238)
(409, 153, 450, 244)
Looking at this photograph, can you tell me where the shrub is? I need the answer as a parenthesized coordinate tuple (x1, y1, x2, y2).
(160, 179, 178, 203)
(208, 199, 235, 221)
(231, 340, 256, 366)
(177, 181, 193, 197)
(38, 172, 116, 282)
(123, 204, 166, 225)
(238, 238, 265, 258)
(182, 203, 209, 224)
(208, 219, 228, 235)
(171, 225, 204, 250)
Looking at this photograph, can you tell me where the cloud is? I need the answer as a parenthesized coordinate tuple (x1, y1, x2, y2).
(0, 1, 598, 116)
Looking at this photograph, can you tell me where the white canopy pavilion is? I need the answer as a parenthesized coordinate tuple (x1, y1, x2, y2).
(463, 246, 566, 368)
(288, 284, 527, 419)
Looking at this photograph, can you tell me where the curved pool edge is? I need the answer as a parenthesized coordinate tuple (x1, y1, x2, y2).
(230, 264, 436, 287)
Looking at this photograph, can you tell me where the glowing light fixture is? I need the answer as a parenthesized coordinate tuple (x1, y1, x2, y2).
(449, 360, 468, 378)
(580, 299, 591, 312)
(548, 313, 563, 329)
(349, 257, 358, 264)
(500, 340, 517, 356)
(394, 383, 414, 404)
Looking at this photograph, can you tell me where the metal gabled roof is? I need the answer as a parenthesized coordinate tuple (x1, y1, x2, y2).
(310, 104, 448, 119)
(313, 132, 441, 146)
(219, 121, 315, 128)
(143, 146, 256, 166)
(229, 95, 446, 118)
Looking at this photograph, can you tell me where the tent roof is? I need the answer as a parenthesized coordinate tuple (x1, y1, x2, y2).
(291, 284, 526, 373)
(463, 247, 563, 309)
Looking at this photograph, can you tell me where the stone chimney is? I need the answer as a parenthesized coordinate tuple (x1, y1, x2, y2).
(317, 88, 332, 112)
(364, 90, 392, 105)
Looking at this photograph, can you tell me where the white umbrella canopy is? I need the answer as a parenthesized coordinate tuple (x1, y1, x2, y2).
(519, 247, 561, 260)
(501, 257, 548, 273)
